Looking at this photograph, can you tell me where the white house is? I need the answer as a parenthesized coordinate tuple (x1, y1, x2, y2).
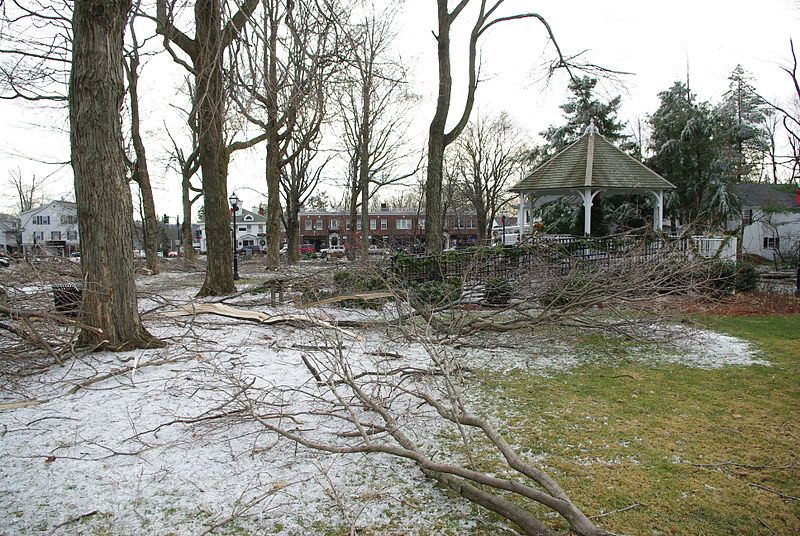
(730, 183, 800, 262)
(19, 200, 80, 256)
(0, 214, 20, 253)
(197, 207, 267, 254)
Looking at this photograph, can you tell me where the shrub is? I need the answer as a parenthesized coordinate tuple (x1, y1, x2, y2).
(411, 277, 462, 308)
(733, 262, 759, 292)
(484, 277, 513, 305)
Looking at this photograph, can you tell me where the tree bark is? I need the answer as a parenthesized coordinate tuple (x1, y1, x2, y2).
(69, 0, 160, 350)
(195, 0, 235, 296)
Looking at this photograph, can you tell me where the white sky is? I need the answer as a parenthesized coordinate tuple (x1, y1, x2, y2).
(1, 0, 799, 215)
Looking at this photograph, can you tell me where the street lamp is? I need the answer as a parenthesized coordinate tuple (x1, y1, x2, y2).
(229, 191, 240, 280)
(501, 212, 507, 247)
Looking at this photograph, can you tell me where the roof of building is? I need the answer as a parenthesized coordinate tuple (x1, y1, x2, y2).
(734, 183, 799, 210)
(510, 125, 675, 193)
(19, 200, 77, 218)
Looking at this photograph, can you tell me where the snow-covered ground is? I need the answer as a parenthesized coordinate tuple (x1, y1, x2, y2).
(0, 269, 770, 535)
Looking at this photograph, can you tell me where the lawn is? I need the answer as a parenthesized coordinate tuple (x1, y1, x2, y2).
(475, 315, 800, 535)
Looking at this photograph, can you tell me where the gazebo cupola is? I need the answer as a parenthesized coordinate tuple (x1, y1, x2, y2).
(510, 123, 675, 236)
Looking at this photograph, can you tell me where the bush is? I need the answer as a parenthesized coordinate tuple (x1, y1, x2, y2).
(734, 262, 759, 292)
(539, 270, 595, 307)
(484, 277, 512, 305)
(333, 268, 387, 293)
(411, 277, 463, 308)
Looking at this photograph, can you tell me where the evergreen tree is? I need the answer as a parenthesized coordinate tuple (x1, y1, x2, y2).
(531, 76, 632, 167)
(713, 65, 769, 182)
(647, 81, 740, 228)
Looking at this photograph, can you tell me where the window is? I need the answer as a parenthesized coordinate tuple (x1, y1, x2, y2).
(356, 220, 362, 230)
(244, 215, 254, 222)
(316, 219, 323, 230)
(195, 230, 202, 238)
(305, 219, 312, 231)
(238, 226, 247, 232)
(467, 220, 476, 229)
(418, 219, 425, 229)
(370, 219, 377, 230)
(33, 215, 50, 225)
(61, 215, 77, 225)
(763, 236, 780, 249)
(458, 219, 466, 229)
(381, 219, 387, 230)
(66, 231, 78, 241)
(50, 231, 61, 240)
(258, 225, 264, 233)
(330, 219, 340, 230)
(33, 231, 44, 240)
(396, 219, 412, 230)
(742, 209, 753, 225)
(346, 221, 351, 230)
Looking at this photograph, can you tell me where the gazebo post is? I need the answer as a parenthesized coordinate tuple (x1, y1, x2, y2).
(652, 191, 664, 231)
(582, 188, 592, 236)
(518, 192, 526, 237)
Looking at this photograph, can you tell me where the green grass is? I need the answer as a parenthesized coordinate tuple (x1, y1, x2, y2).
(473, 315, 800, 535)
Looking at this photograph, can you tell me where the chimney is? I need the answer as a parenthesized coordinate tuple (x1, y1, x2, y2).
(380, 202, 388, 212)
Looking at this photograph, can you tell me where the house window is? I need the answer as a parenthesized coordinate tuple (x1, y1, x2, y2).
(763, 236, 780, 249)
(258, 225, 264, 232)
(238, 226, 247, 232)
(33, 215, 50, 225)
(195, 230, 202, 238)
(50, 231, 61, 240)
(305, 220, 312, 231)
(346, 221, 351, 230)
(33, 231, 44, 240)
(330, 219, 340, 230)
(61, 215, 77, 225)
(418, 219, 425, 229)
(66, 231, 78, 241)
(370, 219, 377, 230)
(356, 220, 362, 230)
(316, 219, 323, 230)
(396, 219, 412, 230)
(467, 220, 476, 229)
(458, 219, 466, 229)
(742, 209, 753, 225)
(244, 215, 254, 222)
(381, 219, 387, 230)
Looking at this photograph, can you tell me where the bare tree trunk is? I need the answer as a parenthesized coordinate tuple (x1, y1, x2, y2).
(264, 6, 281, 270)
(125, 37, 160, 275)
(69, 0, 159, 350)
(195, 0, 235, 296)
(180, 182, 197, 264)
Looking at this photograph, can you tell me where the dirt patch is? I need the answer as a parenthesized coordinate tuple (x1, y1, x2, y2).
(674, 292, 800, 316)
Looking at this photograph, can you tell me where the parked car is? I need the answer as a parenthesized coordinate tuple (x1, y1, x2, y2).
(167, 251, 180, 258)
(239, 245, 262, 256)
(299, 243, 316, 254)
(367, 245, 385, 255)
(321, 244, 346, 258)
(68, 251, 81, 263)
(0, 254, 9, 268)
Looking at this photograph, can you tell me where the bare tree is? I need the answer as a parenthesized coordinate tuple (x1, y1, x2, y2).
(280, 136, 331, 262)
(450, 111, 525, 242)
(124, 8, 160, 274)
(0, 0, 72, 102)
(424, 0, 573, 253)
(337, 6, 418, 259)
(229, 0, 341, 270)
(69, 0, 158, 350)
(6, 167, 48, 214)
(153, 0, 259, 296)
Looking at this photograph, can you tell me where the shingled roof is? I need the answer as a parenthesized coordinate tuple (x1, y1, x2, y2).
(511, 126, 675, 193)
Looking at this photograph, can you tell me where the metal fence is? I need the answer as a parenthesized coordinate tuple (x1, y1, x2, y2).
(390, 235, 693, 284)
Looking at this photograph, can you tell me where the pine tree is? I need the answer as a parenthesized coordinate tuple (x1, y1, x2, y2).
(714, 65, 769, 182)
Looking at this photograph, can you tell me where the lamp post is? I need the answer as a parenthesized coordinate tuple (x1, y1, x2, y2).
(501, 213, 507, 246)
(229, 192, 240, 280)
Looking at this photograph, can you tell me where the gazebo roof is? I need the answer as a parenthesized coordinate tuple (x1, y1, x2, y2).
(510, 125, 675, 193)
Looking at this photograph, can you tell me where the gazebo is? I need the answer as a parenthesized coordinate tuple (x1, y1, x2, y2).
(510, 124, 675, 237)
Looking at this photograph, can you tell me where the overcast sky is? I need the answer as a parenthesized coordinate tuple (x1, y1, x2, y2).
(1, 0, 799, 215)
